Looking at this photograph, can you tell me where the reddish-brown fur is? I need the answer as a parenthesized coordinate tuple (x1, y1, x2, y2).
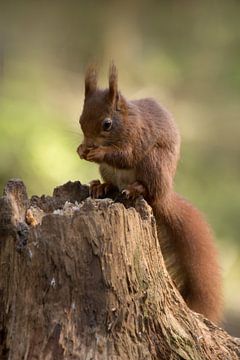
(77, 64, 223, 323)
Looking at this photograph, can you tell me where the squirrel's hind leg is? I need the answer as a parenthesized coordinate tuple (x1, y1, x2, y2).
(122, 181, 147, 200)
(89, 180, 117, 199)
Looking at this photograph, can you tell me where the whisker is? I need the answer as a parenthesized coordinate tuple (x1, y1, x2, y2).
(111, 143, 121, 151)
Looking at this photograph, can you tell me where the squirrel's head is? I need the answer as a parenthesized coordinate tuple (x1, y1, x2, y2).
(79, 63, 129, 149)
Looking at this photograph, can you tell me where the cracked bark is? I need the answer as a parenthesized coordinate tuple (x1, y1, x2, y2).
(0, 179, 239, 360)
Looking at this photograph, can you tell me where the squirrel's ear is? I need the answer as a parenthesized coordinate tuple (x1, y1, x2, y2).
(85, 64, 98, 97)
(108, 62, 118, 103)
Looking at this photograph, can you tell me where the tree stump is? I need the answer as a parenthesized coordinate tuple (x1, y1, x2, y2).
(0, 179, 239, 359)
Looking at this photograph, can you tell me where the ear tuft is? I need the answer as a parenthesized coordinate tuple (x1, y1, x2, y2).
(85, 64, 98, 97)
(109, 62, 118, 102)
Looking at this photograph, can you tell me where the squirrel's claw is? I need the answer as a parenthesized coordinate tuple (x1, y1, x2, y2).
(122, 182, 147, 200)
(122, 189, 131, 199)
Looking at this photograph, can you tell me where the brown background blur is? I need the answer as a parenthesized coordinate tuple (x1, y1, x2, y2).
(0, 0, 239, 336)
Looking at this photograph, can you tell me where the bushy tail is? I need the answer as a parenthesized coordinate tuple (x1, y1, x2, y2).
(152, 192, 223, 323)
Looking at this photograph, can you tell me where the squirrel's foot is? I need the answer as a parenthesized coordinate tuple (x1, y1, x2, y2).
(89, 180, 115, 199)
(122, 182, 147, 200)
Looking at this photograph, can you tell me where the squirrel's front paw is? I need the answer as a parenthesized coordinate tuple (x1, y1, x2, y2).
(86, 147, 106, 163)
(77, 144, 89, 159)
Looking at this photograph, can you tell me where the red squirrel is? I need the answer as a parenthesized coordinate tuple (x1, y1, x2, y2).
(77, 64, 223, 323)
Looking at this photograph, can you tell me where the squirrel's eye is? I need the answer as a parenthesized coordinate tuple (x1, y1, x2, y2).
(102, 118, 112, 132)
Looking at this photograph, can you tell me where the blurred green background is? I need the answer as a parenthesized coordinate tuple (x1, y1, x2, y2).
(0, 1, 239, 335)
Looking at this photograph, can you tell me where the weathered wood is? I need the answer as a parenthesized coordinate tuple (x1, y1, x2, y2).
(0, 179, 239, 359)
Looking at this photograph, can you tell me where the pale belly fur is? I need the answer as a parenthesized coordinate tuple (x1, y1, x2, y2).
(99, 163, 136, 191)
